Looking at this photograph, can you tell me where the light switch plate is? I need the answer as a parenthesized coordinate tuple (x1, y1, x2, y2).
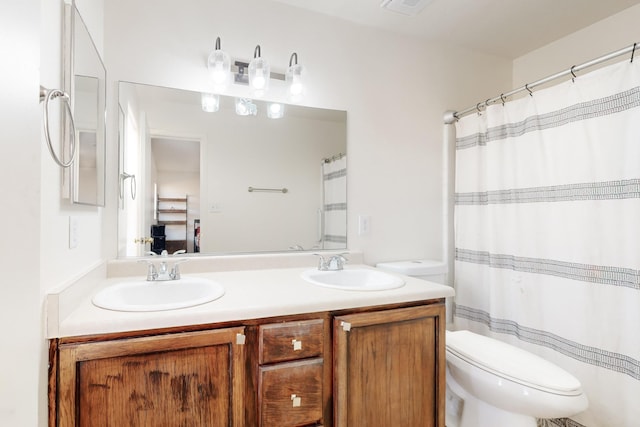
(358, 215, 371, 235)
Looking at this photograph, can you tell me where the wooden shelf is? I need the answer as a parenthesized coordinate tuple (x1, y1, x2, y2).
(158, 209, 187, 214)
(158, 197, 187, 202)
(156, 195, 189, 253)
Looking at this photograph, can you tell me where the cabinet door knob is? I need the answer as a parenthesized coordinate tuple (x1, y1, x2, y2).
(291, 394, 302, 407)
(292, 339, 302, 351)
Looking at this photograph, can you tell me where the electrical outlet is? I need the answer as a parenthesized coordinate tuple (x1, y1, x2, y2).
(69, 216, 79, 249)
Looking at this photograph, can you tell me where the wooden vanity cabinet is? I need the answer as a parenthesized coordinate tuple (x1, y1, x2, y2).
(333, 304, 446, 427)
(50, 300, 445, 427)
(53, 327, 246, 427)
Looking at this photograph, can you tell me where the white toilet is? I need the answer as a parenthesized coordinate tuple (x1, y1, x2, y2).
(376, 260, 589, 427)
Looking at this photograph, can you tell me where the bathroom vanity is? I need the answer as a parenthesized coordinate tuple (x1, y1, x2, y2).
(47, 263, 453, 426)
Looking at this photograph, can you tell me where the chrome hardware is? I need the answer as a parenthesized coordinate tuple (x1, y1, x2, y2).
(314, 253, 348, 271)
(139, 249, 189, 281)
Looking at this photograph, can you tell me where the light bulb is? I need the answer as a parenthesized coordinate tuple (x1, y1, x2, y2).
(201, 93, 219, 112)
(289, 77, 303, 96)
(267, 103, 284, 119)
(252, 72, 266, 90)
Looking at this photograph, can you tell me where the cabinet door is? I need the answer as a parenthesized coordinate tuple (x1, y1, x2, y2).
(333, 305, 445, 427)
(57, 327, 246, 427)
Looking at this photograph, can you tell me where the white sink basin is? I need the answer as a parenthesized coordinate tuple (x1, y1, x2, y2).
(301, 268, 405, 291)
(92, 277, 225, 312)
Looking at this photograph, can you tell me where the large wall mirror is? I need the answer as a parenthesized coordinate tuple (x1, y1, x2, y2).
(63, 1, 106, 206)
(118, 82, 347, 257)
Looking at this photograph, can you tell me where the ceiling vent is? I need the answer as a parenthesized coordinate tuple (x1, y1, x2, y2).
(380, 0, 433, 16)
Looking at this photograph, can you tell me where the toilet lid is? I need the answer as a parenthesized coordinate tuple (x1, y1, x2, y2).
(446, 330, 582, 395)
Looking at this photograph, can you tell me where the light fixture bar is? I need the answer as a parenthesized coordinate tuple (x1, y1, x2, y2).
(233, 61, 285, 85)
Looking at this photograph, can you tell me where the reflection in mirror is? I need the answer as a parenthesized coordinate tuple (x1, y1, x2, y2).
(64, 2, 106, 206)
(118, 82, 347, 258)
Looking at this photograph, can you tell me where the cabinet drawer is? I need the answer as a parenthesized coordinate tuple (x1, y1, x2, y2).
(259, 319, 324, 364)
(259, 358, 324, 427)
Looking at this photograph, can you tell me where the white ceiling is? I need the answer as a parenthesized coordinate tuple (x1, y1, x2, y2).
(152, 138, 200, 173)
(270, 0, 640, 58)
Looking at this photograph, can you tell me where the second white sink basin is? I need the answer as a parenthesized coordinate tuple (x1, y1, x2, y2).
(92, 277, 225, 312)
(301, 268, 405, 291)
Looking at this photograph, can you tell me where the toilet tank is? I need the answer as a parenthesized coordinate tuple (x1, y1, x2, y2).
(376, 260, 452, 323)
(376, 260, 447, 284)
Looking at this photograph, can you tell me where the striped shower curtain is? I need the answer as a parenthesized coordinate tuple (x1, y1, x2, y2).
(321, 155, 347, 249)
(453, 59, 640, 427)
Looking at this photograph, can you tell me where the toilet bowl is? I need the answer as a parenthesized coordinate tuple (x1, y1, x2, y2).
(446, 330, 588, 427)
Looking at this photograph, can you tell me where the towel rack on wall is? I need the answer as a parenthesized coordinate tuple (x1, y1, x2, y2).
(248, 186, 289, 194)
(120, 173, 137, 200)
(39, 85, 77, 168)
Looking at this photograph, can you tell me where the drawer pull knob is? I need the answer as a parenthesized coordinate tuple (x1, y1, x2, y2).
(292, 339, 302, 351)
(291, 394, 302, 407)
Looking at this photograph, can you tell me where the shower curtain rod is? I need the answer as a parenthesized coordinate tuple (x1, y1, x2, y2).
(444, 42, 639, 124)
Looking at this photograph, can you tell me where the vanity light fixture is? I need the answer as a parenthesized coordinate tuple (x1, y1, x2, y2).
(248, 45, 270, 96)
(267, 102, 284, 119)
(235, 98, 257, 116)
(286, 52, 304, 102)
(201, 93, 220, 112)
(207, 37, 231, 90)
(207, 41, 304, 98)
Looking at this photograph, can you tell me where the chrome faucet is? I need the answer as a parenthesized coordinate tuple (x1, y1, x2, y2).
(139, 249, 188, 281)
(314, 253, 348, 271)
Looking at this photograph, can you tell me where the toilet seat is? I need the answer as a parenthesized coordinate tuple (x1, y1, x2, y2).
(446, 330, 582, 396)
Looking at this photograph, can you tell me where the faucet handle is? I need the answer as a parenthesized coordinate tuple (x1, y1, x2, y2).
(170, 258, 189, 280)
(328, 253, 348, 270)
(138, 259, 158, 281)
(172, 249, 186, 256)
(312, 253, 328, 270)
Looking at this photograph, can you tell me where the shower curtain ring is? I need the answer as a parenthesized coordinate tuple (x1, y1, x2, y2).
(500, 93, 506, 106)
(631, 43, 637, 63)
(525, 84, 533, 97)
(571, 65, 577, 82)
(476, 103, 482, 115)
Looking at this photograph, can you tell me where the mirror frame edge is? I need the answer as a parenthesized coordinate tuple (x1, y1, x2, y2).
(63, 0, 108, 207)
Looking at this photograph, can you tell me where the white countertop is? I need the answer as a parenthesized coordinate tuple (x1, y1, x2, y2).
(48, 264, 454, 338)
